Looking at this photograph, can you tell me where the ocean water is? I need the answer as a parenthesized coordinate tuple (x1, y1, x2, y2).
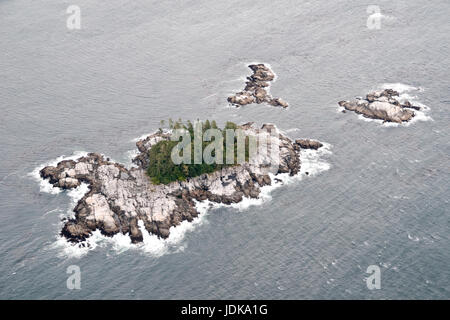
(0, 0, 449, 299)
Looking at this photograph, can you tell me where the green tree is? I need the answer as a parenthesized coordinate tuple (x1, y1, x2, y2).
(147, 120, 247, 184)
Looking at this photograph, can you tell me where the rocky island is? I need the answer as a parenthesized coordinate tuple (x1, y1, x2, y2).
(338, 88, 422, 123)
(39, 122, 322, 244)
(228, 64, 289, 108)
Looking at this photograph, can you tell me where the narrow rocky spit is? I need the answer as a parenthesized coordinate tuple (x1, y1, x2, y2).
(39, 123, 323, 244)
(338, 88, 423, 123)
(228, 64, 289, 108)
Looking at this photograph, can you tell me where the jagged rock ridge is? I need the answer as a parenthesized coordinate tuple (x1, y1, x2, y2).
(228, 64, 288, 108)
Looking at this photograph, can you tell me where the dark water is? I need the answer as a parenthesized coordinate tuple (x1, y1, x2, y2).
(0, 0, 449, 299)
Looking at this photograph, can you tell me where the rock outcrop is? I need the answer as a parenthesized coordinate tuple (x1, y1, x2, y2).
(40, 123, 311, 244)
(228, 64, 288, 108)
(338, 89, 421, 123)
(295, 139, 323, 150)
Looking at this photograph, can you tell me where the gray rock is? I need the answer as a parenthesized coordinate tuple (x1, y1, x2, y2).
(295, 139, 323, 150)
(339, 89, 420, 123)
(228, 64, 288, 108)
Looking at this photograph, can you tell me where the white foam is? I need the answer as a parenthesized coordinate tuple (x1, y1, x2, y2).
(66, 183, 89, 217)
(381, 83, 423, 94)
(230, 187, 272, 211)
(67, 183, 89, 204)
(51, 230, 100, 258)
(52, 209, 211, 259)
(353, 84, 432, 126)
(300, 142, 332, 176)
(137, 214, 209, 256)
(123, 149, 140, 169)
(226, 143, 332, 212)
(337, 106, 345, 113)
(213, 142, 332, 213)
(29, 151, 88, 194)
(52, 227, 141, 259)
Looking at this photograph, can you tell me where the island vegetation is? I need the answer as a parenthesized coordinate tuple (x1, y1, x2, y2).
(147, 120, 249, 184)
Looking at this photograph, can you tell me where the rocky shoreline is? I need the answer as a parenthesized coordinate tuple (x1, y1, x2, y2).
(40, 123, 323, 244)
(228, 64, 288, 108)
(339, 88, 422, 123)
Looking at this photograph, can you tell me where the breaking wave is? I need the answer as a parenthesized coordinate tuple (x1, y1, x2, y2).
(348, 83, 432, 127)
(29, 151, 89, 195)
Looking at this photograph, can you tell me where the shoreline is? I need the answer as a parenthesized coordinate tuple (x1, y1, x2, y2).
(338, 83, 432, 126)
(34, 130, 331, 258)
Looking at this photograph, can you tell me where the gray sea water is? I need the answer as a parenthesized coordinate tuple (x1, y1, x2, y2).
(0, 0, 449, 299)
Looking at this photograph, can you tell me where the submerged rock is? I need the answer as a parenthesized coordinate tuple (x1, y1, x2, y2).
(228, 64, 288, 108)
(39, 124, 315, 244)
(339, 89, 421, 123)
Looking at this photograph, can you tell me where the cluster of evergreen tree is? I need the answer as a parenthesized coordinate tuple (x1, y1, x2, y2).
(147, 119, 248, 184)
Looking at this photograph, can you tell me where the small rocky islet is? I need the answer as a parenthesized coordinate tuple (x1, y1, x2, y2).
(338, 88, 423, 123)
(40, 122, 324, 244)
(227, 64, 289, 108)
